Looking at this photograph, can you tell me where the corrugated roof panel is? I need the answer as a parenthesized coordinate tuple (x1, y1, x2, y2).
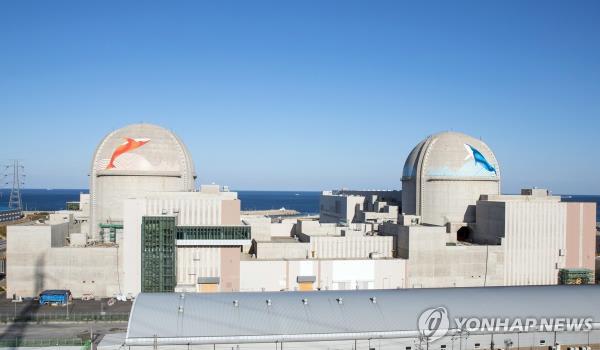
(127, 285, 600, 343)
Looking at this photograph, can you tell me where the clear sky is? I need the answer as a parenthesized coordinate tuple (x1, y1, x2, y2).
(1, 1, 599, 193)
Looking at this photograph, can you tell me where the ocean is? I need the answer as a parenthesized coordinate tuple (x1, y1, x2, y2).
(0, 189, 598, 221)
(0, 189, 322, 215)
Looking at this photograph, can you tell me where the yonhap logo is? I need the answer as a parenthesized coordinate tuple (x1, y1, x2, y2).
(417, 306, 593, 343)
(418, 306, 450, 341)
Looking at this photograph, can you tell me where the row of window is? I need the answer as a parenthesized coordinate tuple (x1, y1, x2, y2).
(176, 226, 251, 240)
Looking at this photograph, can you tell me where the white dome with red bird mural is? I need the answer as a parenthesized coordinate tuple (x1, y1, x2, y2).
(89, 123, 196, 239)
(91, 124, 195, 175)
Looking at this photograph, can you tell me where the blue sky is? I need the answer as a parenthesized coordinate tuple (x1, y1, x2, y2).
(1, 1, 599, 193)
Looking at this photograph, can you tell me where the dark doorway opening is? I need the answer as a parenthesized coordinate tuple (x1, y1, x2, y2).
(457, 226, 472, 241)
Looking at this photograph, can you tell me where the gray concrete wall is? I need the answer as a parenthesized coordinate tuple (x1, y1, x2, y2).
(379, 222, 407, 258)
(93, 175, 184, 236)
(7, 223, 120, 298)
(421, 179, 499, 225)
(309, 236, 393, 259)
(380, 223, 504, 288)
(50, 222, 69, 248)
(401, 178, 417, 215)
(473, 200, 506, 244)
(270, 221, 295, 237)
(255, 241, 310, 260)
(319, 194, 364, 224)
(296, 220, 338, 237)
(404, 225, 504, 288)
(241, 216, 271, 242)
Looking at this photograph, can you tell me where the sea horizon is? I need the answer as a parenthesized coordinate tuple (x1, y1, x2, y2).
(1, 188, 598, 221)
(3, 188, 600, 195)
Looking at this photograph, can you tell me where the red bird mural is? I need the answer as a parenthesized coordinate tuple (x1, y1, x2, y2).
(106, 137, 150, 169)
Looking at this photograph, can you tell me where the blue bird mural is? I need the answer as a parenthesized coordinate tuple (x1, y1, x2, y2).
(464, 144, 497, 174)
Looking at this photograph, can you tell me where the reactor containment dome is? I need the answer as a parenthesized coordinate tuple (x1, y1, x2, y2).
(401, 131, 500, 226)
(89, 123, 196, 239)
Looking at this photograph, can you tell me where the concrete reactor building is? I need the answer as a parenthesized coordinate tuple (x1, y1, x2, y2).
(7, 123, 246, 298)
(401, 131, 500, 227)
(89, 123, 196, 240)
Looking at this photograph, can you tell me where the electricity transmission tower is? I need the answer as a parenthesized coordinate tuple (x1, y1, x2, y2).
(4, 160, 25, 211)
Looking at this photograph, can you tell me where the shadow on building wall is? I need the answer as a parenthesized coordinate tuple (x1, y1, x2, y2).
(0, 255, 45, 340)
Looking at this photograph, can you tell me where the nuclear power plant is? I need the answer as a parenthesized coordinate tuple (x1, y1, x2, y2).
(5, 126, 597, 299)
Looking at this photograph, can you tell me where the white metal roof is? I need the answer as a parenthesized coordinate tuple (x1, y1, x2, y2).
(126, 285, 600, 346)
